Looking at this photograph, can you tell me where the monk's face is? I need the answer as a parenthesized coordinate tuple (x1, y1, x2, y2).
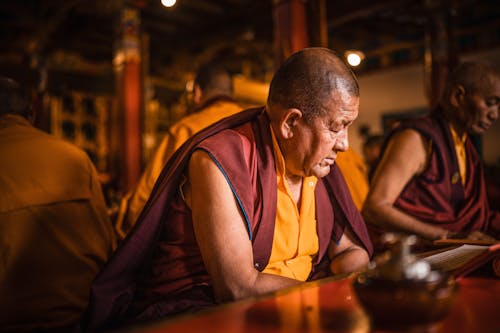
(462, 75, 500, 135)
(285, 91, 359, 179)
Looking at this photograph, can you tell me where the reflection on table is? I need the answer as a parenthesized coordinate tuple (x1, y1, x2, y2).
(125, 276, 500, 333)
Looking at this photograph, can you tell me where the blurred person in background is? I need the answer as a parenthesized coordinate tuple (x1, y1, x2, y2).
(362, 134, 384, 182)
(0, 77, 117, 332)
(363, 61, 500, 247)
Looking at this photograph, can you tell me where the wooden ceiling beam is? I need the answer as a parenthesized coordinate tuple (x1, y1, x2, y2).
(327, 0, 415, 29)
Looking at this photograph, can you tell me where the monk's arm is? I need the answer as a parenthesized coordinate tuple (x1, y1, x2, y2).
(361, 129, 449, 240)
(188, 150, 301, 303)
(328, 228, 369, 274)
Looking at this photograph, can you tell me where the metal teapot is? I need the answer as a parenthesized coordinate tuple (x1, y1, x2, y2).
(353, 233, 457, 329)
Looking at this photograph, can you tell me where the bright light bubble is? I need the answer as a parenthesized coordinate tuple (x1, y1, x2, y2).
(347, 53, 361, 67)
(161, 0, 176, 8)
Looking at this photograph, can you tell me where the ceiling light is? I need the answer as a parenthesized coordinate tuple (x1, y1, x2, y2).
(345, 50, 365, 67)
(161, 0, 176, 8)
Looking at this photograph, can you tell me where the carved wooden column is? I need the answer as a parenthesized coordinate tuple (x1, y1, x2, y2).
(272, 0, 310, 65)
(114, 7, 143, 193)
(272, 0, 327, 66)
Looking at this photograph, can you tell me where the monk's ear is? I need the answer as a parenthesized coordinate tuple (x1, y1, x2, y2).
(449, 84, 465, 108)
(280, 108, 302, 139)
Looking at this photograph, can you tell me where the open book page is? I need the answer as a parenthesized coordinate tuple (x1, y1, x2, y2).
(422, 245, 489, 272)
(421, 243, 500, 277)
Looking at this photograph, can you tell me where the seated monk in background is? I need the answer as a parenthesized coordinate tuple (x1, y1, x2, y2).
(362, 61, 500, 246)
(335, 147, 370, 210)
(83, 48, 373, 331)
(115, 62, 243, 238)
(0, 77, 117, 332)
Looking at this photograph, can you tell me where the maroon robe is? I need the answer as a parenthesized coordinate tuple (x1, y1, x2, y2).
(82, 107, 373, 331)
(390, 108, 499, 235)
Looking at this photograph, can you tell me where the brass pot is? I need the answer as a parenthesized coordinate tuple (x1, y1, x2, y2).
(353, 273, 458, 329)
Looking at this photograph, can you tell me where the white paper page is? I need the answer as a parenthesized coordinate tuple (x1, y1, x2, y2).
(422, 245, 489, 272)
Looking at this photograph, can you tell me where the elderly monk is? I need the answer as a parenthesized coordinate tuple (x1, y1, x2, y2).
(363, 61, 500, 244)
(83, 48, 373, 331)
(0, 77, 117, 332)
(115, 62, 242, 238)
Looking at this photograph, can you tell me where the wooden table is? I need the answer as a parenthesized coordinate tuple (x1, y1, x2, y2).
(126, 276, 500, 333)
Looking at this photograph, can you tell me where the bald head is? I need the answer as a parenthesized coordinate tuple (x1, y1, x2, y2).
(267, 48, 359, 122)
(444, 61, 500, 98)
(193, 63, 233, 105)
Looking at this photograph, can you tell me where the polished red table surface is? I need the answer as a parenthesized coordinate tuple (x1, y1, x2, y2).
(126, 276, 500, 333)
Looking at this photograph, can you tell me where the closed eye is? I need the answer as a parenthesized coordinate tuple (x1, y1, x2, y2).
(486, 97, 500, 107)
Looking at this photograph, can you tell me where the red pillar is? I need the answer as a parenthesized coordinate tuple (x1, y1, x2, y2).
(272, 0, 310, 66)
(115, 7, 142, 193)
